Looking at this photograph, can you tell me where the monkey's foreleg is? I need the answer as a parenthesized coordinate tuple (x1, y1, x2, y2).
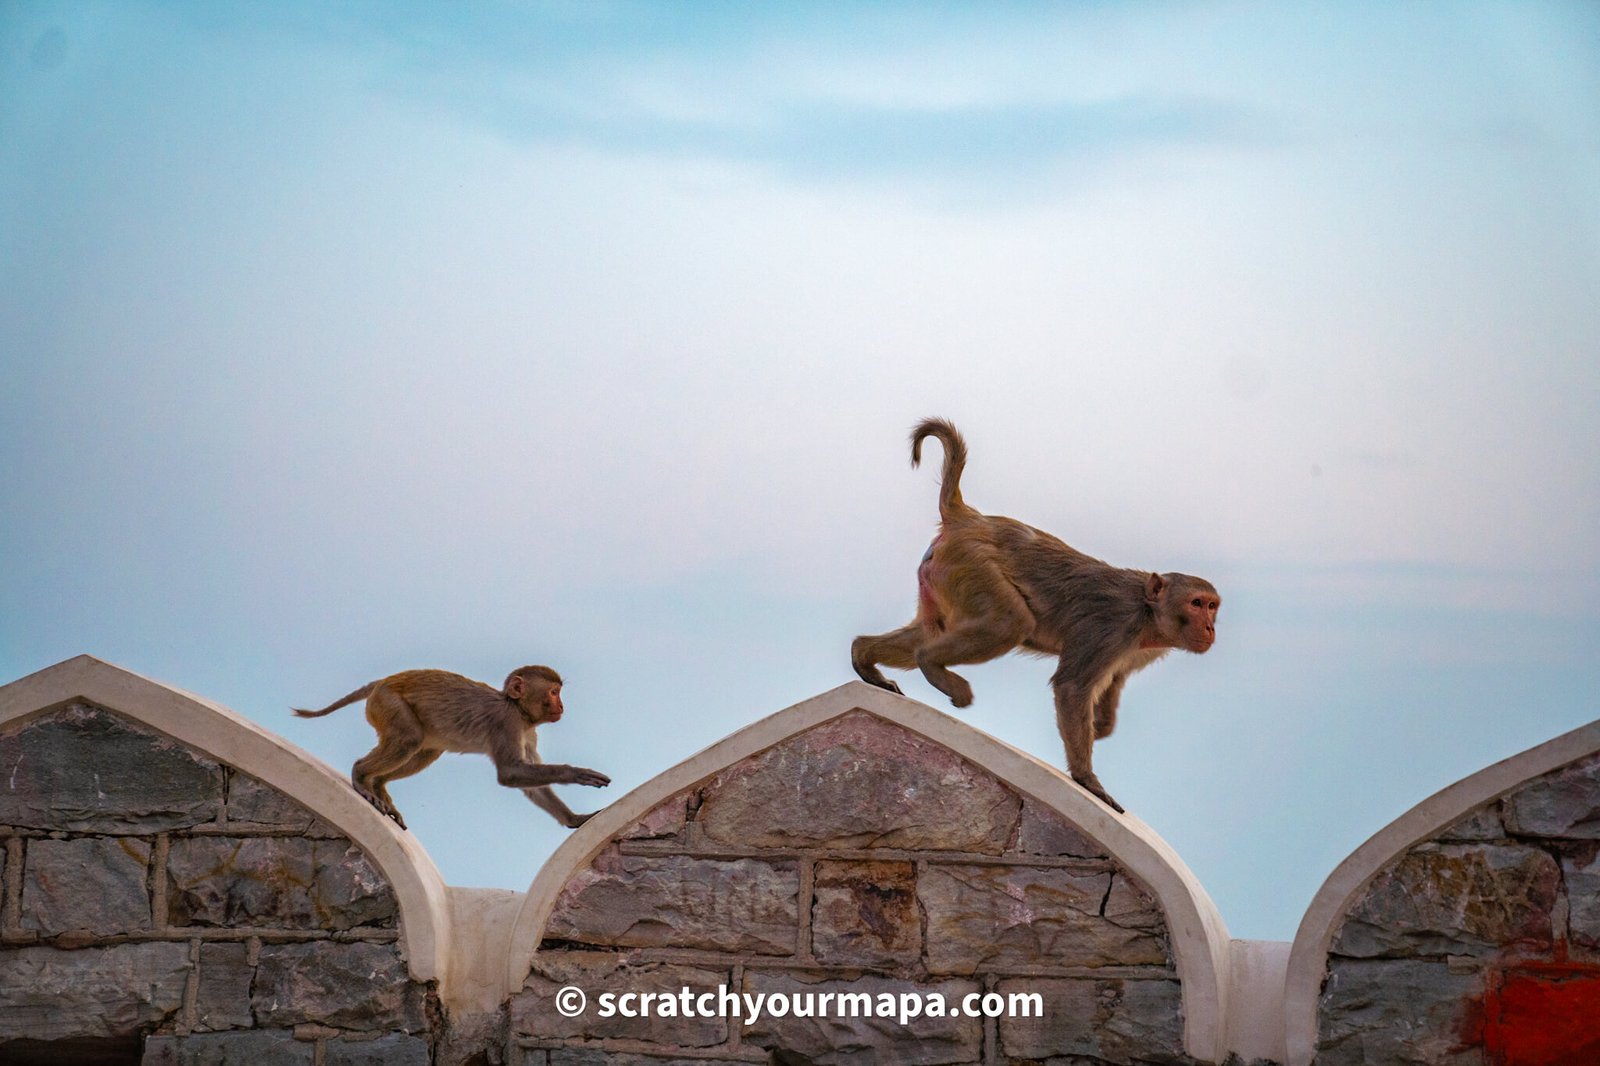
(525, 785, 595, 829)
(1052, 678, 1124, 814)
(494, 758, 611, 790)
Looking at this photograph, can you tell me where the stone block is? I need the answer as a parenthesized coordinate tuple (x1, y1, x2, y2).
(252, 941, 426, 1031)
(0, 942, 189, 1041)
(545, 848, 797, 954)
(1436, 804, 1506, 843)
(619, 796, 689, 842)
(996, 976, 1184, 1064)
(920, 864, 1169, 974)
(1317, 957, 1484, 1066)
(741, 970, 982, 1065)
(549, 1054, 729, 1066)
(196, 942, 253, 1031)
(142, 1031, 314, 1066)
(0, 704, 223, 831)
(21, 836, 152, 935)
(1503, 753, 1600, 839)
(325, 1033, 433, 1066)
(1565, 849, 1600, 949)
(1012, 799, 1108, 858)
(225, 771, 337, 834)
(810, 860, 920, 968)
(1332, 843, 1559, 958)
(697, 713, 1020, 853)
(511, 950, 729, 1046)
(167, 836, 396, 929)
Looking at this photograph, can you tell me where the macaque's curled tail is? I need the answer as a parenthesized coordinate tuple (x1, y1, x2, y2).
(292, 681, 378, 718)
(911, 417, 978, 522)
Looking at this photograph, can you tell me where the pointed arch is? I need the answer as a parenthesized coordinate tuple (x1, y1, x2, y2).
(506, 680, 1233, 1061)
(1284, 717, 1600, 1065)
(0, 655, 452, 988)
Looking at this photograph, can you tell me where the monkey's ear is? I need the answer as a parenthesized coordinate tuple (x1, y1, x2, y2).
(1144, 573, 1167, 605)
(505, 674, 526, 700)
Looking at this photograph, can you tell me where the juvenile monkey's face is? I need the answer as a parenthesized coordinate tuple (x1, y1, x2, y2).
(538, 686, 565, 724)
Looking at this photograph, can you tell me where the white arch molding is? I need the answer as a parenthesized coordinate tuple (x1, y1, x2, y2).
(507, 680, 1235, 1063)
(1283, 716, 1600, 1066)
(0, 655, 454, 990)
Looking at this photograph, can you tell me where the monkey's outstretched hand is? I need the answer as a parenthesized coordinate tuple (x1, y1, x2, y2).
(553, 765, 611, 788)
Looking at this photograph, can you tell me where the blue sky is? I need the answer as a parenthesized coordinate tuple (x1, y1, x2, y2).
(2, 1, 1597, 941)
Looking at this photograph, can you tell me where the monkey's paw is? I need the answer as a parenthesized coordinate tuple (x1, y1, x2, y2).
(568, 766, 611, 788)
(1073, 774, 1125, 815)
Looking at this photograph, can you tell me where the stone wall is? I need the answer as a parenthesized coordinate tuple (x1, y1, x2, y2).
(511, 712, 1186, 1066)
(1316, 749, 1600, 1065)
(0, 702, 438, 1065)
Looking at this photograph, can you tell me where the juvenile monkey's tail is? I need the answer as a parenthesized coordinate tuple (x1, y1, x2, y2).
(910, 417, 979, 523)
(291, 681, 378, 718)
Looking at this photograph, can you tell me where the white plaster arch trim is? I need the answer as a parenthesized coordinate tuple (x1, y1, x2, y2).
(509, 680, 1233, 1063)
(1283, 716, 1600, 1066)
(0, 655, 453, 988)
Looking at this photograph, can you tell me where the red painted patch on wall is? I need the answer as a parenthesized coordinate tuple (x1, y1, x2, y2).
(1478, 961, 1600, 1066)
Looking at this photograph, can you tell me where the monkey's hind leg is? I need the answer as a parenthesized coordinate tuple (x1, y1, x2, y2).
(351, 693, 427, 828)
(913, 583, 1034, 709)
(851, 622, 924, 695)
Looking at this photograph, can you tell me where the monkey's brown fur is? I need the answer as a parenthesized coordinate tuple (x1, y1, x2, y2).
(293, 665, 609, 830)
(851, 418, 1220, 813)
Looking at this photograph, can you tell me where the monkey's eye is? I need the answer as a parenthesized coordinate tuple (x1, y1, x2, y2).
(1190, 598, 1204, 608)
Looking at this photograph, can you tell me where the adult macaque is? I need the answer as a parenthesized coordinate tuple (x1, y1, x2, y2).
(293, 665, 609, 830)
(851, 418, 1220, 813)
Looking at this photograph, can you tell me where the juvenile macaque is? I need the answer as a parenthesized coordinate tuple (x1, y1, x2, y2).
(852, 419, 1220, 813)
(293, 665, 609, 830)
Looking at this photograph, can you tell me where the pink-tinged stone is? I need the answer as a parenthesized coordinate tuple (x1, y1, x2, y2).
(1502, 751, 1600, 839)
(741, 969, 982, 1065)
(920, 864, 1169, 974)
(996, 977, 1183, 1063)
(619, 796, 689, 842)
(511, 951, 728, 1046)
(696, 712, 1020, 853)
(545, 847, 798, 955)
(1011, 799, 1108, 858)
(1332, 842, 1560, 958)
(810, 860, 921, 968)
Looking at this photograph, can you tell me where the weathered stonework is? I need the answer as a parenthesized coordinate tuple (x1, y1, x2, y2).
(1501, 751, 1600, 839)
(0, 704, 224, 831)
(996, 976, 1185, 1064)
(1317, 748, 1600, 1064)
(21, 835, 153, 935)
(520, 711, 1185, 1065)
(166, 836, 396, 930)
(1317, 959, 1482, 1066)
(0, 703, 436, 1064)
(544, 847, 799, 954)
(921, 862, 1168, 974)
(1331, 843, 1559, 959)
(695, 713, 1022, 852)
(810, 859, 920, 968)
(742, 970, 984, 1065)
